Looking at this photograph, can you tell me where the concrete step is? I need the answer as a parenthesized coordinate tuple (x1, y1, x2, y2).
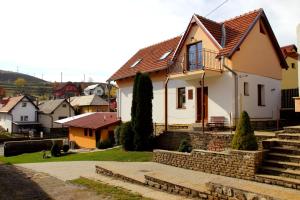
(255, 174, 300, 189)
(270, 146, 300, 156)
(266, 139, 300, 148)
(263, 160, 300, 170)
(260, 166, 300, 179)
(267, 153, 300, 163)
(278, 133, 300, 140)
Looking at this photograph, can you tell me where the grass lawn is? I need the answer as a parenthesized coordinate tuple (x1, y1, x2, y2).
(0, 147, 153, 164)
(70, 177, 153, 200)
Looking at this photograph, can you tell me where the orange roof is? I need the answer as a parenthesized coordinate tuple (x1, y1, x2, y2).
(64, 112, 120, 129)
(0, 96, 24, 113)
(108, 36, 181, 81)
(109, 9, 287, 81)
(281, 44, 299, 60)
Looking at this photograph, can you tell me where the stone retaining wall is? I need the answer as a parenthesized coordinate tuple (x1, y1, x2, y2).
(145, 175, 277, 200)
(153, 149, 265, 180)
(155, 131, 274, 151)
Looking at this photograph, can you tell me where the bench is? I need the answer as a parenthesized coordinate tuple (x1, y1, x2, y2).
(207, 116, 226, 130)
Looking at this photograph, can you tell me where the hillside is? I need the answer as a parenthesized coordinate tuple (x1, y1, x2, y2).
(0, 69, 48, 84)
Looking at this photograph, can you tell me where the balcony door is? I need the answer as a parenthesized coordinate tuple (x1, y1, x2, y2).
(187, 42, 203, 71)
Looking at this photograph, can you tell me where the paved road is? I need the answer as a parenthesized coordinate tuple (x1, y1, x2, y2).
(18, 161, 300, 200)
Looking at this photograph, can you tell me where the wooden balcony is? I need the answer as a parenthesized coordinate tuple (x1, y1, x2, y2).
(168, 49, 223, 80)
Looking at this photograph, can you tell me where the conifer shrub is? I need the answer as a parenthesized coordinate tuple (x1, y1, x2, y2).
(97, 139, 113, 149)
(178, 139, 192, 153)
(231, 111, 258, 150)
(120, 121, 134, 151)
(62, 144, 70, 153)
(51, 142, 61, 157)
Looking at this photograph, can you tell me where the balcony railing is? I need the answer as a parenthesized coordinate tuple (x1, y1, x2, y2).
(168, 49, 223, 74)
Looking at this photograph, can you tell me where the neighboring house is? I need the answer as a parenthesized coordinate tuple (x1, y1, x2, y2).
(0, 95, 39, 133)
(281, 45, 299, 110)
(53, 82, 80, 99)
(70, 94, 109, 114)
(83, 84, 105, 96)
(109, 9, 287, 129)
(64, 112, 120, 148)
(38, 99, 75, 133)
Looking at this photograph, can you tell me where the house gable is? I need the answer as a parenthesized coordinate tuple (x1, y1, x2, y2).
(230, 18, 282, 80)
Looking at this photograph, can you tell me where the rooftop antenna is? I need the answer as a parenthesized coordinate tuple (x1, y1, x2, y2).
(61, 72, 63, 83)
(205, 0, 229, 17)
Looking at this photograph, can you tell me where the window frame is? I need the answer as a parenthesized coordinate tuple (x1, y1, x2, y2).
(244, 82, 249, 96)
(84, 128, 88, 136)
(89, 129, 93, 137)
(187, 41, 203, 71)
(258, 84, 265, 106)
(177, 87, 186, 109)
(22, 102, 27, 107)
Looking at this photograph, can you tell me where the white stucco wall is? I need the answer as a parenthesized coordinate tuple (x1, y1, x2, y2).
(0, 113, 12, 132)
(11, 98, 38, 122)
(237, 72, 281, 120)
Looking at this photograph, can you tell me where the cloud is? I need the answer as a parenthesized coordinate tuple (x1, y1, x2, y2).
(0, 0, 298, 82)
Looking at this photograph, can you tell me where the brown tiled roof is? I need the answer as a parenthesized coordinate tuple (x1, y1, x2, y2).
(0, 96, 24, 113)
(196, 15, 223, 45)
(281, 44, 299, 60)
(108, 36, 181, 81)
(64, 112, 120, 129)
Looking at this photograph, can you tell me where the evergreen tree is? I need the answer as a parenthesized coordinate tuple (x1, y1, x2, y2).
(232, 111, 258, 150)
(131, 72, 142, 132)
(133, 73, 153, 150)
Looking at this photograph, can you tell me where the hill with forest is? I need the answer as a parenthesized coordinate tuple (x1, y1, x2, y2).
(0, 69, 48, 84)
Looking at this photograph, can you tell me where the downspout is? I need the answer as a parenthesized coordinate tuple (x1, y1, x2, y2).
(164, 76, 169, 132)
(201, 72, 205, 134)
(221, 56, 238, 127)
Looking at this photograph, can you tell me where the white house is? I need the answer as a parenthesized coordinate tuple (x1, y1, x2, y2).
(38, 99, 75, 133)
(108, 9, 287, 130)
(0, 95, 39, 133)
(83, 84, 105, 96)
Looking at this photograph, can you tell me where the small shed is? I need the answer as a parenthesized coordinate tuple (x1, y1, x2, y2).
(63, 112, 120, 148)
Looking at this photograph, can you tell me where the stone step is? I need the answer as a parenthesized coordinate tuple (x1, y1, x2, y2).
(263, 160, 300, 170)
(283, 126, 300, 133)
(270, 146, 300, 155)
(267, 153, 300, 163)
(260, 166, 300, 179)
(267, 139, 300, 148)
(255, 174, 300, 189)
(278, 133, 300, 140)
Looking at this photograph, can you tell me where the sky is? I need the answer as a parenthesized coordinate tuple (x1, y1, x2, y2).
(0, 0, 299, 83)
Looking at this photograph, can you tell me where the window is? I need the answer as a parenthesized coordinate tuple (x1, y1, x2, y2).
(188, 89, 193, 100)
(89, 129, 93, 137)
(20, 116, 23, 121)
(20, 116, 28, 121)
(187, 42, 203, 71)
(244, 82, 249, 96)
(258, 84, 265, 106)
(177, 87, 186, 109)
(62, 104, 67, 108)
(159, 50, 172, 60)
(84, 128, 88, 136)
(130, 59, 142, 68)
(292, 63, 295, 69)
(24, 116, 28, 121)
(22, 102, 27, 107)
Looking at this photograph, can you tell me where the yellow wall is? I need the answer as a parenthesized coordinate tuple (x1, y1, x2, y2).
(79, 105, 109, 113)
(281, 56, 298, 89)
(69, 125, 118, 148)
(69, 127, 96, 148)
(230, 20, 282, 80)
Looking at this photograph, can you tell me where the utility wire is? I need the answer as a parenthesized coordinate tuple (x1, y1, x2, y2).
(205, 0, 229, 17)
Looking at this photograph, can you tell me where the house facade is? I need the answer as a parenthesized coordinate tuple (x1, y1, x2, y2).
(70, 94, 109, 114)
(109, 9, 287, 129)
(38, 99, 75, 133)
(53, 82, 80, 99)
(0, 96, 39, 133)
(83, 84, 105, 96)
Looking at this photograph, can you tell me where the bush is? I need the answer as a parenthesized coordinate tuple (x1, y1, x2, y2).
(114, 125, 121, 145)
(178, 139, 192, 153)
(51, 142, 61, 157)
(231, 111, 258, 150)
(62, 144, 70, 153)
(120, 121, 134, 151)
(4, 139, 63, 157)
(97, 139, 113, 149)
